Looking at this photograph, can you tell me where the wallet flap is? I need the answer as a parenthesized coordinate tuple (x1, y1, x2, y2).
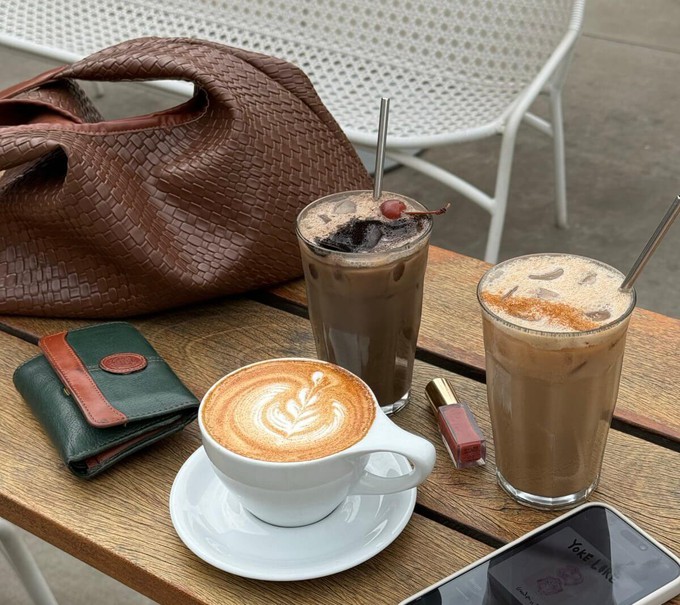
(37, 322, 199, 428)
(16, 323, 199, 478)
(39, 330, 128, 427)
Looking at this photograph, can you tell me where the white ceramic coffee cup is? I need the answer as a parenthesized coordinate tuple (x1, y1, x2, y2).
(198, 358, 436, 527)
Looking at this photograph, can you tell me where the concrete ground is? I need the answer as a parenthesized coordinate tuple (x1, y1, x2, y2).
(1, 1, 679, 603)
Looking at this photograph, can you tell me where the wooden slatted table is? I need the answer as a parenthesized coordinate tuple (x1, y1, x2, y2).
(1, 247, 678, 604)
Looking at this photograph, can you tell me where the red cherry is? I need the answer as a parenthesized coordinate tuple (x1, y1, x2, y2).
(380, 199, 407, 219)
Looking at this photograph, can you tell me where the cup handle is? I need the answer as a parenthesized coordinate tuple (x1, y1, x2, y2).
(347, 417, 436, 496)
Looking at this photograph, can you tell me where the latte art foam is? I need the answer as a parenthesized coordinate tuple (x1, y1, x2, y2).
(202, 360, 376, 462)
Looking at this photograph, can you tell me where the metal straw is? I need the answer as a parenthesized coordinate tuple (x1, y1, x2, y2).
(372, 97, 390, 200)
(620, 194, 680, 291)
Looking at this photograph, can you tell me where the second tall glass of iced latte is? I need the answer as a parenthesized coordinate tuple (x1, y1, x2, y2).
(478, 253, 636, 509)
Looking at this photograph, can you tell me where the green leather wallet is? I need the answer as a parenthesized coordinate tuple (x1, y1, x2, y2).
(13, 322, 199, 478)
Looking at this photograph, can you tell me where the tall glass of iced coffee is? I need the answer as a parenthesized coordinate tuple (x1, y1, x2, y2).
(297, 190, 432, 414)
(477, 253, 636, 509)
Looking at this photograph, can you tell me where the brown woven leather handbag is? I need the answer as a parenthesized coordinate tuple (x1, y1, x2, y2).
(0, 37, 371, 317)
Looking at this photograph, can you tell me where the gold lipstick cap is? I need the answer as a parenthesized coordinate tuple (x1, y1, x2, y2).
(425, 378, 460, 416)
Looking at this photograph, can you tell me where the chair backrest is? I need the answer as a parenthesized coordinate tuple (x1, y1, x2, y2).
(1, 1, 585, 94)
(175, 0, 585, 88)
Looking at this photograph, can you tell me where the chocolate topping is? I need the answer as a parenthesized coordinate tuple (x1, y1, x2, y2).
(317, 216, 424, 253)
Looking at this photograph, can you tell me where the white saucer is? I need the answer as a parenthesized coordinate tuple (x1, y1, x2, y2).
(169, 446, 416, 581)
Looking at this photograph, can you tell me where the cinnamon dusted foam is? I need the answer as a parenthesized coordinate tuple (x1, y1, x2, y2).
(202, 359, 376, 462)
(479, 254, 634, 333)
(481, 292, 598, 331)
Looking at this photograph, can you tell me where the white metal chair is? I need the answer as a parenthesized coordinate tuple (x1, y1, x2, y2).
(0, 520, 59, 605)
(0, 0, 585, 262)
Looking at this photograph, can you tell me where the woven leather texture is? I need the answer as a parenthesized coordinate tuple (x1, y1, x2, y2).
(0, 37, 372, 317)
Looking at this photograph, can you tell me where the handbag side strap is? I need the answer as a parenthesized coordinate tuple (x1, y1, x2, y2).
(0, 129, 66, 172)
(0, 72, 102, 170)
(0, 66, 66, 100)
(0, 99, 84, 125)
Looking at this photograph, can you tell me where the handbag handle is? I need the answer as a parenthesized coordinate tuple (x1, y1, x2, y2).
(0, 37, 336, 171)
(0, 37, 264, 140)
(61, 37, 241, 96)
(0, 38, 225, 170)
(56, 36, 353, 158)
(0, 35, 338, 130)
(0, 39, 226, 97)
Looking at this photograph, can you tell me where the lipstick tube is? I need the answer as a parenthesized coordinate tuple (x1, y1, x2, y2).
(425, 378, 486, 469)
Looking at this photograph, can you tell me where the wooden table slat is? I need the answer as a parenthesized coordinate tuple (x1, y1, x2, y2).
(1, 291, 678, 604)
(270, 246, 680, 442)
(0, 331, 497, 605)
(3, 247, 678, 440)
(6, 299, 677, 549)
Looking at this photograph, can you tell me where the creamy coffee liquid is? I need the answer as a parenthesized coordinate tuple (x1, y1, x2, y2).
(480, 254, 633, 333)
(478, 254, 635, 504)
(297, 191, 432, 411)
(202, 359, 376, 462)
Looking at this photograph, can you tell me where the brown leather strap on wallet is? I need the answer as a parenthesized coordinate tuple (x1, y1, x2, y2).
(39, 332, 128, 427)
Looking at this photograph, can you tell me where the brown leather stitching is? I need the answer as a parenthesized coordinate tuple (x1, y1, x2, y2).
(39, 332, 128, 427)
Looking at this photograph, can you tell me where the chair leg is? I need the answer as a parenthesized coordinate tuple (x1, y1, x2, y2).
(0, 520, 59, 605)
(484, 126, 519, 264)
(550, 88, 568, 229)
(385, 138, 515, 265)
